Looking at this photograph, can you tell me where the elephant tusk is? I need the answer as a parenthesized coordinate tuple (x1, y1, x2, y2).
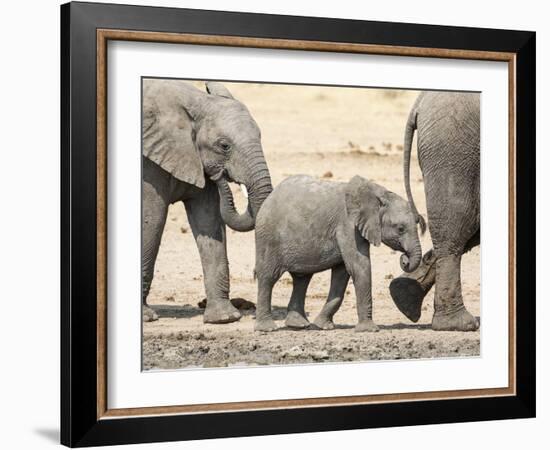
(240, 184, 249, 199)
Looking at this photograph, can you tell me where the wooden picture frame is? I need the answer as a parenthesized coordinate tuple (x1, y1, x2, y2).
(61, 1, 535, 447)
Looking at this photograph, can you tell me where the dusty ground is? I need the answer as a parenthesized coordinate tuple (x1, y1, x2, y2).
(143, 83, 480, 370)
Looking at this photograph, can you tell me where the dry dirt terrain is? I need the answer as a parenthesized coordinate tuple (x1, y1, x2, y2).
(143, 82, 480, 370)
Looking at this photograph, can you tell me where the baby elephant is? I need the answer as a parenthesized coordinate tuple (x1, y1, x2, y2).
(254, 175, 423, 332)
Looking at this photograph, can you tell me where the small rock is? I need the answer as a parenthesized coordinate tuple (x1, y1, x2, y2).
(322, 171, 333, 178)
(165, 295, 176, 302)
(311, 350, 329, 360)
(281, 345, 303, 358)
(384, 274, 394, 280)
(180, 226, 188, 234)
(176, 333, 184, 341)
(142, 307, 158, 322)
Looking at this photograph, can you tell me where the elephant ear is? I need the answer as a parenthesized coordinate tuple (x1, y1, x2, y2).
(344, 175, 382, 247)
(205, 81, 234, 99)
(142, 80, 205, 188)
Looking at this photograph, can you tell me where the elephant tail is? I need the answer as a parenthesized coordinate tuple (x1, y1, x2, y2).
(404, 105, 427, 235)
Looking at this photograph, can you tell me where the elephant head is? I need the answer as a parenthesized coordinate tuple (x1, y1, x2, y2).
(142, 79, 272, 231)
(344, 175, 422, 273)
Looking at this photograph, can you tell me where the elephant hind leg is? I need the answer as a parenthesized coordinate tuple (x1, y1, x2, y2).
(285, 273, 313, 329)
(313, 265, 349, 330)
(390, 228, 479, 325)
(428, 217, 479, 331)
(254, 275, 278, 332)
(432, 254, 479, 331)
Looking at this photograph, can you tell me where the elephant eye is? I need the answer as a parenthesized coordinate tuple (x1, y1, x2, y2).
(218, 140, 231, 152)
(397, 224, 406, 234)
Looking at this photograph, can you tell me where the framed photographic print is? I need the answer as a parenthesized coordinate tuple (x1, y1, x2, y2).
(61, 1, 536, 447)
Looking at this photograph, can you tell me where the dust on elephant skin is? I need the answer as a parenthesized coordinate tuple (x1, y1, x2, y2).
(253, 175, 422, 333)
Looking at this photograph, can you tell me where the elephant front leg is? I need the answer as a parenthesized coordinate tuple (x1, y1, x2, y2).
(431, 254, 479, 331)
(313, 265, 349, 330)
(389, 249, 436, 322)
(184, 182, 240, 324)
(142, 179, 170, 322)
(345, 258, 379, 333)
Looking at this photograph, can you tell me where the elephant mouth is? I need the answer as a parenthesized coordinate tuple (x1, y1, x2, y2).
(210, 168, 227, 182)
(211, 169, 249, 199)
(211, 169, 245, 188)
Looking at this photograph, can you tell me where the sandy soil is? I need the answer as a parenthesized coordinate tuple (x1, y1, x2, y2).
(143, 83, 480, 370)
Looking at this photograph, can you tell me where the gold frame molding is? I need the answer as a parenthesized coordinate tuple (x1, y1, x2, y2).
(96, 29, 516, 420)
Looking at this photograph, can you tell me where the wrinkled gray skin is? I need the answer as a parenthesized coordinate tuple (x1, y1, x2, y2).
(390, 92, 480, 331)
(254, 175, 423, 332)
(142, 80, 272, 324)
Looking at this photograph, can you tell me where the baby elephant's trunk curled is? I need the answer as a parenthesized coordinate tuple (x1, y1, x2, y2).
(400, 244, 422, 273)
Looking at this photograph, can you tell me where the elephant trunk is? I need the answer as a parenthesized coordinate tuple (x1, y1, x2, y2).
(390, 250, 436, 323)
(215, 155, 272, 232)
(400, 241, 422, 273)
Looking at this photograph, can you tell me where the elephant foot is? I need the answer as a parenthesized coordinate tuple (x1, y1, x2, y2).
(254, 318, 278, 332)
(285, 311, 310, 329)
(203, 300, 241, 324)
(355, 320, 380, 333)
(389, 277, 425, 323)
(143, 305, 158, 322)
(432, 308, 479, 331)
(389, 250, 436, 323)
(312, 316, 335, 330)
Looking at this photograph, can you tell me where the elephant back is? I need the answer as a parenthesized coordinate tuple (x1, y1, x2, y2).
(142, 80, 205, 188)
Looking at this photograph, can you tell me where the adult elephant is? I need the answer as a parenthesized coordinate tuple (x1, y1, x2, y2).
(389, 92, 480, 331)
(142, 80, 272, 324)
